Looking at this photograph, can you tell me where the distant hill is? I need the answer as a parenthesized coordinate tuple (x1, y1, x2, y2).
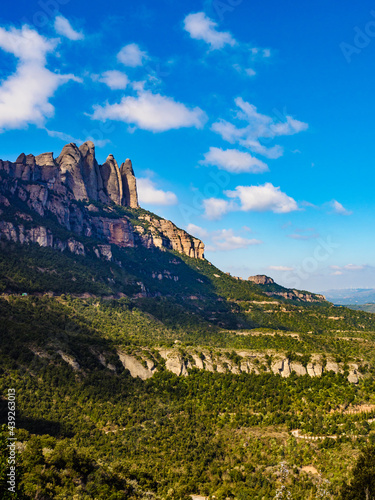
(322, 288, 375, 305)
(346, 303, 375, 313)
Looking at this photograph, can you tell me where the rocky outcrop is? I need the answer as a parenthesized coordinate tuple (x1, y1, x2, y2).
(1, 141, 139, 208)
(248, 275, 275, 285)
(136, 215, 205, 259)
(264, 290, 325, 303)
(112, 349, 362, 384)
(79, 141, 104, 201)
(248, 275, 325, 303)
(120, 159, 138, 208)
(0, 142, 205, 260)
(100, 154, 123, 205)
(0, 220, 86, 257)
(117, 351, 156, 380)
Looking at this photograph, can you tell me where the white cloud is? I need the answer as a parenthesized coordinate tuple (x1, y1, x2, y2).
(211, 229, 262, 251)
(344, 264, 364, 270)
(92, 90, 207, 132)
(212, 97, 308, 158)
(201, 147, 268, 173)
(186, 224, 209, 239)
(245, 68, 256, 77)
(330, 200, 352, 216)
(98, 70, 129, 90)
(331, 264, 365, 272)
(225, 183, 298, 213)
(203, 198, 233, 220)
(269, 266, 294, 271)
(137, 177, 177, 206)
(183, 12, 236, 50)
(287, 228, 319, 240)
(45, 128, 81, 143)
(54, 15, 84, 41)
(117, 43, 148, 67)
(186, 225, 262, 251)
(0, 25, 79, 131)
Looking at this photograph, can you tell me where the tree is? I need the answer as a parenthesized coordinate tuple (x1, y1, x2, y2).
(340, 445, 375, 499)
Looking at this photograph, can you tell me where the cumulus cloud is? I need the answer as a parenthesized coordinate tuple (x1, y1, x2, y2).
(117, 43, 148, 67)
(98, 70, 129, 90)
(330, 200, 352, 216)
(269, 266, 294, 271)
(212, 97, 308, 159)
(203, 198, 234, 220)
(54, 15, 84, 40)
(225, 183, 299, 213)
(92, 90, 207, 132)
(137, 177, 177, 205)
(0, 25, 79, 131)
(183, 12, 236, 50)
(201, 147, 268, 173)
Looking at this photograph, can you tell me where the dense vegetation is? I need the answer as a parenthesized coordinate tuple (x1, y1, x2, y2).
(0, 292, 375, 498)
(1, 213, 375, 497)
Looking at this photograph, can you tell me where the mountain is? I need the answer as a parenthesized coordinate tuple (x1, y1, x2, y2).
(322, 288, 375, 305)
(1, 142, 375, 499)
(0, 141, 204, 261)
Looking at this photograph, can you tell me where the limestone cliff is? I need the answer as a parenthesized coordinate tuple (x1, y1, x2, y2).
(0, 141, 205, 261)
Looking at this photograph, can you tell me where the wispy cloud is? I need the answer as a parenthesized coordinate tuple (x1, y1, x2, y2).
(331, 264, 365, 272)
(183, 12, 236, 50)
(330, 200, 352, 216)
(269, 265, 294, 271)
(187, 224, 262, 251)
(287, 228, 319, 240)
(212, 229, 262, 251)
(54, 15, 84, 41)
(212, 97, 308, 159)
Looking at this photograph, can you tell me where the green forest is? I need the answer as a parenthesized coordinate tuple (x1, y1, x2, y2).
(0, 229, 375, 498)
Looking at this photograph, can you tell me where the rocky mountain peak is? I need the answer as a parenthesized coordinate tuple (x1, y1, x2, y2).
(0, 141, 139, 208)
(0, 141, 204, 260)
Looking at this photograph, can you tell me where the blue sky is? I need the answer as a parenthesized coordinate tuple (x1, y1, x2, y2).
(1, 0, 375, 292)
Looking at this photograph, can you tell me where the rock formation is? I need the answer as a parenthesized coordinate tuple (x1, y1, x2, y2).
(0, 141, 139, 208)
(248, 275, 275, 285)
(0, 141, 204, 260)
(120, 159, 138, 208)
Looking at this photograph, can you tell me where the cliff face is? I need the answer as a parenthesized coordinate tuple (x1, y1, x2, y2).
(0, 141, 205, 261)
